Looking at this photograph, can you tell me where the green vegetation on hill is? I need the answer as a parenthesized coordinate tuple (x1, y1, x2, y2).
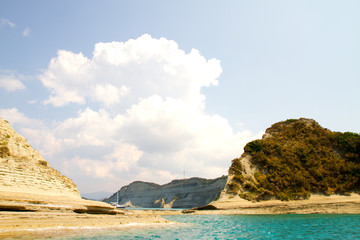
(0, 134, 10, 158)
(229, 118, 360, 201)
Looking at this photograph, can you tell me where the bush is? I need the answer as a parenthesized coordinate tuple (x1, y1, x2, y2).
(244, 140, 263, 153)
(38, 160, 49, 167)
(277, 192, 290, 201)
(227, 182, 239, 194)
(0, 145, 10, 157)
(229, 158, 243, 175)
(233, 174, 245, 184)
(335, 132, 360, 154)
(284, 119, 298, 124)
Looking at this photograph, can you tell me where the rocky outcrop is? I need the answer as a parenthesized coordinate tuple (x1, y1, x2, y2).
(0, 191, 118, 214)
(104, 176, 227, 208)
(0, 118, 118, 214)
(220, 118, 360, 202)
(0, 118, 79, 198)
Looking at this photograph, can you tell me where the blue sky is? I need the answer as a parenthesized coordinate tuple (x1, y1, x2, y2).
(1, 0, 359, 194)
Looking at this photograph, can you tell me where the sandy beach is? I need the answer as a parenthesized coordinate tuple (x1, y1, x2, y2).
(0, 191, 181, 239)
(0, 210, 181, 239)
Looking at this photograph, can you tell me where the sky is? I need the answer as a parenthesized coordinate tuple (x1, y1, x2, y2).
(1, 0, 359, 194)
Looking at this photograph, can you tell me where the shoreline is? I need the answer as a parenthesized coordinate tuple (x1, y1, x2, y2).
(0, 191, 182, 239)
(1, 194, 360, 238)
(0, 210, 179, 239)
(191, 193, 360, 215)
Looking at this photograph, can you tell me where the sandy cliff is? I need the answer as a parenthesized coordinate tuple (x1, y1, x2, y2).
(0, 118, 117, 214)
(0, 118, 80, 198)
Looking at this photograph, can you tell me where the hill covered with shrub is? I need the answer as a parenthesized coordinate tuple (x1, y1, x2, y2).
(226, 118, 360, 201)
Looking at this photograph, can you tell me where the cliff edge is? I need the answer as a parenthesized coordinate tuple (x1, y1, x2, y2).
(0, 118, 117, 214)
(0, 118, 80, 198)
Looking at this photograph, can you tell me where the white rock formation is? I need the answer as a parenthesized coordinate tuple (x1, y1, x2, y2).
(0, 118, 80, 198)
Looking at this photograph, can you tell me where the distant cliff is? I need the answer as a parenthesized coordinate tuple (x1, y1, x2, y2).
(104, 176, 227, 208)
(223, 118, 360, 201)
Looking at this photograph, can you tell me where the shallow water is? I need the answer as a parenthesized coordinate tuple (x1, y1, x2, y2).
(4, 214, 359, 239)
(51, 214, 360, 240)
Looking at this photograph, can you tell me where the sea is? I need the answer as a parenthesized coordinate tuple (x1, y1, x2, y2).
(41, 214, 360, 239)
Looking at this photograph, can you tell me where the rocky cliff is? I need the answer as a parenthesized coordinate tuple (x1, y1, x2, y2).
(104, 176, 227, 208)
(0, 118, 80, 198)
(0, 118, 117, 214)
(221, 118, 360, 202)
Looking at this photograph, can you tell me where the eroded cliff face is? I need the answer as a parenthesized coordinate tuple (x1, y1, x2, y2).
(105, 176, 227, 208)
(0, 118, 119, 214)
(0, 118, 80, 198)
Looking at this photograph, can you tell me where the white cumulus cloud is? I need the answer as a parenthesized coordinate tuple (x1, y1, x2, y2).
(93, 84, 129, 106)
(40, 34, 221, 108)
(8, 35, 261, 193)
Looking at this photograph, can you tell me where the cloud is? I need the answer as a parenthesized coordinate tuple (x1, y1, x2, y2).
(40, 50, 91, 106)
(54, 107, 121, 147)
(0, 108, 61, 158)
(93, 84, 129, 106)
(0, 18, 15, 28)
(40, 34, 221, 107)
(74, 157, 116, 179)
(0, 108, 36, 125)
(22, 27, 30, 37)
(0, 74, 26, 91)
(9, 35, 261, 193)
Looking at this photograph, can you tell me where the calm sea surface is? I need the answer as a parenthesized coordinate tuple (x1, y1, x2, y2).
(53, 214, 360, 240)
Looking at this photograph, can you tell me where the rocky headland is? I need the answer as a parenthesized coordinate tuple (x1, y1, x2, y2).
(104, 176, 227, 209)
(197, 118, 360, 214)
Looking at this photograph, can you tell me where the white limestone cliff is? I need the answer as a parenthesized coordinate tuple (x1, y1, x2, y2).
(0, 118, 80, 198)
(0, 118, 118, 214)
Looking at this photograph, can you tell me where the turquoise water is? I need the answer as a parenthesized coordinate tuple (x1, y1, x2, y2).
(59, 214, 360, 239)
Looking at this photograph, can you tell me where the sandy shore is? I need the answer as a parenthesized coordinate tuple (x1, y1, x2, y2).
(0, 191, 181, 239)
(0, 210, 180, 239)
(190, 193, 360, 215)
